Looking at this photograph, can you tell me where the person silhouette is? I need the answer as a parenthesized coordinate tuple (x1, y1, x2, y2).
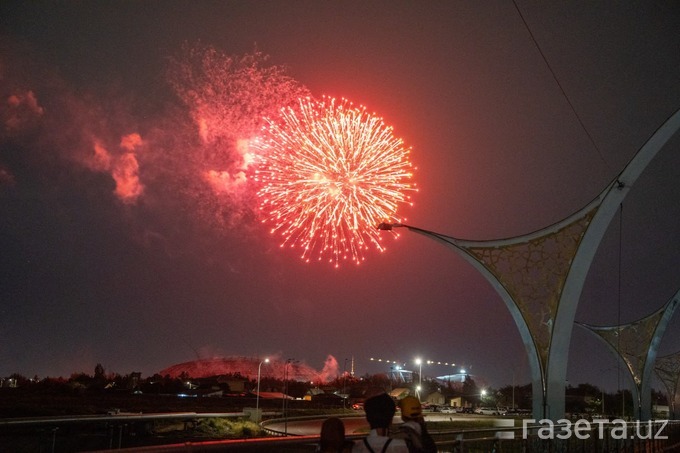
(392, 396, 436, 453)
(352, 393, 409, 452)
(318, 416, 353, 453)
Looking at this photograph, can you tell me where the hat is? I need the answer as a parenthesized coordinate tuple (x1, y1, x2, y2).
(364, 393, 396, 429)
(399, 396, 422, 418)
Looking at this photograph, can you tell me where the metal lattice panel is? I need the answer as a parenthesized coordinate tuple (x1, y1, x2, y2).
(463, 209, 596, 370)
(576, 296, 679, 420)
(581, 306, 667, 386)
(655, 351, 680, 406)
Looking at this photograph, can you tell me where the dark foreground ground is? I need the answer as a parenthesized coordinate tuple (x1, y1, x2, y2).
(0, 388, 319, 452)
(0, 388, 260, 417)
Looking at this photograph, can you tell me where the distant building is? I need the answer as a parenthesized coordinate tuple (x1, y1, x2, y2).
(388, 367, 414, 383)
(448, 396, 475, 408)
(305, 387, 326, 400)
(0, 378, 17, 388)
(435, 373, 471, 384)
(129, 372, 142, 390)
(653, 405, 670, 417)
(424, 390, 445, 406)
(389, 387, 411, 399)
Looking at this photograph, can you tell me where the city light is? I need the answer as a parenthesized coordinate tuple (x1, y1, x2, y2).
(370, 356, 458, 367)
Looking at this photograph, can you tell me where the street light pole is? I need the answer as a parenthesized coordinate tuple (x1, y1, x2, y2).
(512, 369, 515, 410)
(283, 359, 293, 436)
(256, 358, 269, 418)
(415, 358, 422, 398)
(343, 358, 348, 410)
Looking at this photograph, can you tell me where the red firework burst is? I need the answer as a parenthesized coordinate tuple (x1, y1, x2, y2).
(252, 96, 415, 266)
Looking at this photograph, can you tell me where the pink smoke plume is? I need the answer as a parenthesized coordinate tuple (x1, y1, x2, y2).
(2, 90, 44, 135)
(90, 141, 113, 172)
(114, 133, 144, 203)
(112, 151, 143, 203)
(120, 132, 143, 152)
(159, 355, 341, 383)
(86, 133, 144, 204)
(318, 355, 341, 382)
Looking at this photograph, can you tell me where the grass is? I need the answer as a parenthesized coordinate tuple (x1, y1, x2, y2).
(153, 417, 265, 439)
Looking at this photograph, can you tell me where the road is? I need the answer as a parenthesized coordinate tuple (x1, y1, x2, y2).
(264, 413, 498, 436)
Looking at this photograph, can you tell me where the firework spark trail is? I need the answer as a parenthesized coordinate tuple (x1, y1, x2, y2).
(253, 96, 415, 267)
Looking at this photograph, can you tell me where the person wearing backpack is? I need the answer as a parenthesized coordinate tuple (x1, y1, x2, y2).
(392, 396, 437, 453)
(352, 393, 409, 452)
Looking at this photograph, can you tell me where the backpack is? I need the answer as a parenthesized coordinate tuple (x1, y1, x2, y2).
(362, 437, 393, 453)
(391, 424, 436, 453)
(391, 425, 422, 452)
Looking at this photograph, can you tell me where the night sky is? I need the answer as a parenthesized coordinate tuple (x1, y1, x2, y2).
(1, 1, 679, 393)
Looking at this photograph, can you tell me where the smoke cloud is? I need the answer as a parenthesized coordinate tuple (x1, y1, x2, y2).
(3, 90, 44, 133)
(318, 355, 341, 382)
(0, 41, 310, 249)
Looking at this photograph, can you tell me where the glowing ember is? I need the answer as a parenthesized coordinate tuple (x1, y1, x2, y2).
(252, 96, 415, 266)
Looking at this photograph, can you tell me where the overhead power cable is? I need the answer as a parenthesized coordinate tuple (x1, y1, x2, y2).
(512, 1, 610, 170)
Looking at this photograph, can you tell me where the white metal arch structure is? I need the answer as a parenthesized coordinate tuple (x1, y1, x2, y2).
(576, 293, 679, 421)
(379, 107, 680, 419)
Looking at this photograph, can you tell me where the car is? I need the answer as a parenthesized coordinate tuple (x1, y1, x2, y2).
(475, 407, 502, 415)
(439, 406, 456, 413)
(456, 407, 473, 414)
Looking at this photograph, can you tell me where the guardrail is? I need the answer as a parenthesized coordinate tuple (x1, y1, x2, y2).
(124, 419, 680, 452)
(428, 419, 680, 452)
